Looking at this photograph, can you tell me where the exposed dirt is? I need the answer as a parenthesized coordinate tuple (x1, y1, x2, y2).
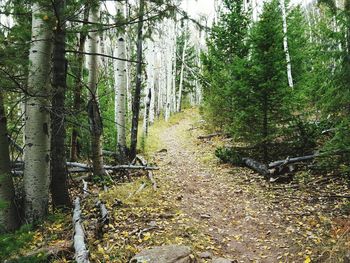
(152, 110, 350, 263)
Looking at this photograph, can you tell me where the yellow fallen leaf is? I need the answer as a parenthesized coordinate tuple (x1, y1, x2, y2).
(143, 232, 151, 241)
(304, 255, 311, 263)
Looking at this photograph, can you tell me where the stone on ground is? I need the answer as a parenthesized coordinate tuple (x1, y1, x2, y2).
(130, 245, 194, 263)
(212, 257, 237, 263)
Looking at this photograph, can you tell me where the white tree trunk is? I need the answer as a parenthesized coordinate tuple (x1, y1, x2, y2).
(164, 19, 174, 121)
(252, 0, 258, 22)
(280, 0, 294, 88)
(87, 4, 105, 176)
(177, 38, 187, 112)
(114, 1, 127, 162)
(149, 54, 156, 124)
(145, 40, 155, 126)
(24, 2, 52, 223)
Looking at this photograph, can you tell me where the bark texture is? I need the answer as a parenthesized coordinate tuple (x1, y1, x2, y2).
(24, 2, 53, 223)
(87, 4, 105, 176)
(177, 38, 187, 112)
(0, 93, 19, 232)
(51, 0, 71, 209)
(114, 1, 127, 163)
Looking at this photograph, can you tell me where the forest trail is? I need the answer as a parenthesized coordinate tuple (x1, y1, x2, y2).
(153, 110, 291, 262)
(151, 109, 349, 262)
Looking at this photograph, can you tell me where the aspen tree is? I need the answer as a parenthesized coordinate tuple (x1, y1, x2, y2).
(87, 2, 105, 176)
(280, 0, 294, 88)
(114, 1, 128, 163)
(177, 37, 187, 112)
(24, 2, 53, 223)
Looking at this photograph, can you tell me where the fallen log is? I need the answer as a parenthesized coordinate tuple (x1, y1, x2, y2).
(11, 162, 159, 177)
(136, 155, 158, 190)
(96, 200, 109, 225)
(268, 154, 317, 168)
(82, 180, 89, 198)
(67, 162, 159, 172)
(242, 158, 270, 177)
(72, 197, 90, 263)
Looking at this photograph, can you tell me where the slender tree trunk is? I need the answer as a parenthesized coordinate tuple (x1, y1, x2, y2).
(51, 0, 71, 209)
(114, 1, 127, 163)
(129, 0, 145, 160)
(280, 0, 294, 88)
(165, 22, 173, 121)
(149, 56, 155, 124)
(142, 88, 151, 137)
(252, 0, 258, 22)
(146, 40, 155, 125)
(177, 38, 187, 112)
(171, 32, 177, 113)
(87, 3, 105, 176)
(0, 93, 19, 232)
(24, 2, 53, 223)
(71, 7, 89, 162)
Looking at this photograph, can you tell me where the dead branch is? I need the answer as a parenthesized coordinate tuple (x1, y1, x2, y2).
(67, 162, 159, 172)
(72, 197, 90, 263)
(96, 200, 109, 225)
(136, 155, 158, 190)
(128, 182, 147, 199)
(242, 158, 270, 177)
(82, 180, 89, 198)
(268, 154, 317, 168)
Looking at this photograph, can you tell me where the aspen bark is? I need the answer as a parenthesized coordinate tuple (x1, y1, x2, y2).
(142, 88, 151, 137)
(280, 0, 294, 88)
(86, 3, 105, 176)
(114, 1, 127, 163)
(24, 2, 53, 223)
(164, 20, 173, 121)
(177, 37, 187, 112)
(149, 44, 156, 124)
(145, 40, 155, 127)
(0, 93, 19, 232)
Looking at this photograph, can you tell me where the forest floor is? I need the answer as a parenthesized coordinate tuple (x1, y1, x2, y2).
(146, 108, 350, 263)
(2, 108, 350, 263)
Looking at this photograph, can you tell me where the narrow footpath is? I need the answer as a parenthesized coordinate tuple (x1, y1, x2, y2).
(151, 109, 349, 262)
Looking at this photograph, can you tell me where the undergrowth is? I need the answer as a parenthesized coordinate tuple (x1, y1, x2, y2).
(85, 177, 214, 262)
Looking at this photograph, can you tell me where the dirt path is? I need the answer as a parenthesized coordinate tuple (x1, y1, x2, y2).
(152, 110, 349, 262)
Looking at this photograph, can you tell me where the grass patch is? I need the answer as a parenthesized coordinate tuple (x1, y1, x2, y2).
(0, 211, 72, 263)
(86, 177, 215, 262)
(0, 224, 35, 261)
